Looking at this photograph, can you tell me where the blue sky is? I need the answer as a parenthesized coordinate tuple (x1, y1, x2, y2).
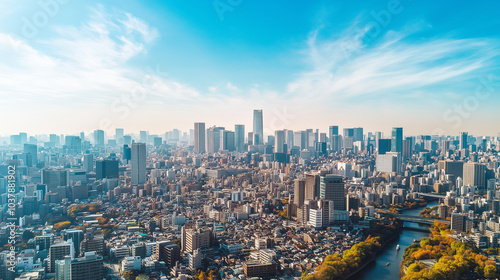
(0, 0, 499, 137)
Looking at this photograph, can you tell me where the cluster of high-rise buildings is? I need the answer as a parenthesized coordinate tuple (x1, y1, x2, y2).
(0, 109, 499, 279)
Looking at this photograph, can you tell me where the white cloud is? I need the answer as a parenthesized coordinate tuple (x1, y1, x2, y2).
(287, 27, 499, 101)
(0, 5, 200, 107)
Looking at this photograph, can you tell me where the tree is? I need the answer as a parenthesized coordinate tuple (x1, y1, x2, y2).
(484, 264, 497, 279)
(22, 230, 34, 241)
(53, 221, 71, 231)
(123, 271, 134, 280)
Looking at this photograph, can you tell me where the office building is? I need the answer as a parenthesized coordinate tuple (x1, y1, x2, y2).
(49, 241, 74, 273)
(286, 130, 294, 151)
(93, 129, 104, 148)
(140, 131, 148, 143)
(131, 143, 146, 186)
(329, 126, 339, 138)
(378, 139, 391, 155)
(181, 227, 212, 253)
(294, 179, 305, 208)
(235, 124, 245, 152)
(253, 109, 264, 145)
(451, 212, 466, 233)
(319, 175, 345, 211)
(62, 229, 84, 257)
(194, 122, 206, 153)
(391, 127, 403, 153)
(305, 173, 320, 200)
(42, 169, 69, 190)
(459, 132, 468, 149)
(115, 128, 124, 144)
(23, 143, 37, 167)
(80, 236, 105, 256)
(83, 154, 93, 173)
(64, 136, 82, 154)
(156, 241, 181, 268)
(353, 127, 363, 142)
(221, 130, 235, 151)
(464, 162, 486, 190)
(376, 152, 402, 174)
(274, 130, 285, 153)
(330, 135, 342, 153)
(437, 160, 464, 180)
(96, 159, 119, 180)
(207, 126, 224, 153)
(55, 252, 104, 280)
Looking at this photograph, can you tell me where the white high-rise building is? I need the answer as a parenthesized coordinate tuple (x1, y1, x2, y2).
(131, 143, 146, 186)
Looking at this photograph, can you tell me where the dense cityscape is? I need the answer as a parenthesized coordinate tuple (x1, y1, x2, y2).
(2, 1, 500, 279)
(0, 109, 499, 279)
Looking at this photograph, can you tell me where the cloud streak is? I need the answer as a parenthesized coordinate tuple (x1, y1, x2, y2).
(287, 27, 499, 101)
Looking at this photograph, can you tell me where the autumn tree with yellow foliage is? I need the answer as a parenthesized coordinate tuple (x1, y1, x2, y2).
(401, 221, 498, 279)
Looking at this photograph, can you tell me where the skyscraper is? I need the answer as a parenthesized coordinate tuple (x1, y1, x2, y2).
(294, 179, 305, 207)
(286, 130, 294, 150)
(221, 130, 235, 151)
(320, 175, 345, 211)
(64, 136, 82, 154)
(140, 131, 148, 143)
(330, 135, 342, 153)
(207, 126, 224, 153)
(274, 130, 285, 153)
(463, 162, 486, 190)
(93, 130, 104, 148)
(343, 128, 354, 138)
(459, 132, 468, 149)
(378, 139, 391, 155)
(96, 159, 119, 180)
(115, 128, 124, 144)
(83, 154, 93, 173)
(23, 143, 37, 167)
(391, 127, 403, 153)
(253, 109, 263, 145)
(235, 124, 245, 152)
(329, 126, 339, 137)
(131, 143, 146, 186)
(353, 127, 364, 142)
(194, 122, 206, 153)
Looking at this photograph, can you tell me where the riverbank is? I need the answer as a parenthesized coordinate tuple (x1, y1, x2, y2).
(356, 201, 439, 280)
(345, 229, 401, 280)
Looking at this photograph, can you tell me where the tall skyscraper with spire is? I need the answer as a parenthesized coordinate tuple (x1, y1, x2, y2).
(253, 109, 263, 145)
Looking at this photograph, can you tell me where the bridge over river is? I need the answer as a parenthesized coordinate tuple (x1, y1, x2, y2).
(378, 212, 450, 225)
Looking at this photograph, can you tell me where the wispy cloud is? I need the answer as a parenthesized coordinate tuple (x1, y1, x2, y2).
(287, 25, 500, 101)
(0, 5, 200, 106)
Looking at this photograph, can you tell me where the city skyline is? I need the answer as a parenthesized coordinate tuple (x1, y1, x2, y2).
(2, 2, 500, 280)
(1, 1, 499, 135)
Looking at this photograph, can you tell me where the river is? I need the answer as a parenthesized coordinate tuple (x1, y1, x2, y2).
(355, 201, 439, 280)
